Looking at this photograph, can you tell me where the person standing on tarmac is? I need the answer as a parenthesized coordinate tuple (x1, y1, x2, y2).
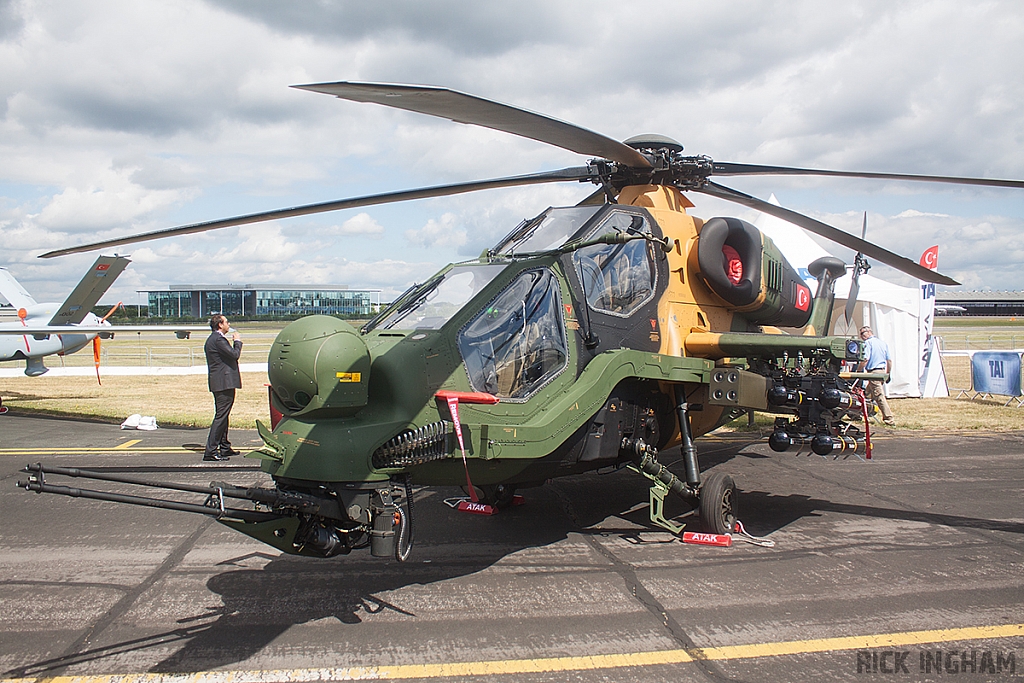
(204, 314, 242, 461)
(857, 325, 895, 426)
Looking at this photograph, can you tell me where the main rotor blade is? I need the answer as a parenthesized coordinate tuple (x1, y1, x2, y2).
(294, 81, 653, 170)
(696, 181, 959, 286)
(39, 167, 595, 259)
(710, 162, 1024, 190)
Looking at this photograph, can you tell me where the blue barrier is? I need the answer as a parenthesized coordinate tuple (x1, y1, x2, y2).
(970, 351, 1022, 398)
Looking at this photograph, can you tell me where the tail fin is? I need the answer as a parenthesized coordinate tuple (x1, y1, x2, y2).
(0, 268, 38, 309)
(47, 256, 131, 325)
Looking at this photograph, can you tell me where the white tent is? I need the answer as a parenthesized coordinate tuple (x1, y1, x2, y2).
(752, 197, 922, 397)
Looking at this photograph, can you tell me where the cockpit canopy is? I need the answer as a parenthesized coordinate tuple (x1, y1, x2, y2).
(492, 205, 602, 255)
(373, 264, 505, 332)
(365, 204, 663, 400)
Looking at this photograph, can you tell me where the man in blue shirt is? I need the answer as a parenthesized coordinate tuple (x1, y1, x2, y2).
(857, 325, 895, 426)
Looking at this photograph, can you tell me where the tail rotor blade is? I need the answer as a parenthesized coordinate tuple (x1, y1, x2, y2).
(844, 211, 868, 325)
(844, 274, 860, 326)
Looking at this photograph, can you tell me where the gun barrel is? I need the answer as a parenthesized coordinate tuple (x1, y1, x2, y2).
(18, 463, 342, 521)
(17, 478, 277, 522)
(22, 463, 244, 497)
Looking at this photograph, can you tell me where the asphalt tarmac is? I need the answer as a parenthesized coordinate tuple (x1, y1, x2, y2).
(1, 413, 1022, 682)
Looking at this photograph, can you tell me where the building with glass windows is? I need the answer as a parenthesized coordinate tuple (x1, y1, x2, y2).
(142, 284, 381, 318)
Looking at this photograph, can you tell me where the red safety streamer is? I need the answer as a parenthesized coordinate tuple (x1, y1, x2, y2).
(92, 337, 102, 385)
(445, 395, 479, 502)
(18, 307, 30, 354)
(853, 386, 872, 459)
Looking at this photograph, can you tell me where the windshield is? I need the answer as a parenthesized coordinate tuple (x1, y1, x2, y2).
(377, 264, 506, 331)
(494, 206, 602, 255)
(458, 269, 568, 399)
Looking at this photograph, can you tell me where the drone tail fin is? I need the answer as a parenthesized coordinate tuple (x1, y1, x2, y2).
(46, 256, 131, 326)
(0, 268, 37, 310)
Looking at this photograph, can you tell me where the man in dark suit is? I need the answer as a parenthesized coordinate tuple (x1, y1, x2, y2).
(204, 314, 242, 461)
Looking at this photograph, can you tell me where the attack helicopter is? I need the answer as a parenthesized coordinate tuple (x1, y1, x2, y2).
(20, 81, 1024, 562)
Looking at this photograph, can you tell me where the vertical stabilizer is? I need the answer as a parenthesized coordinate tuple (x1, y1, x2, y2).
(47, 256, 131, 325)
(0, 268, 38, 309)
(803, 256, 846, 336)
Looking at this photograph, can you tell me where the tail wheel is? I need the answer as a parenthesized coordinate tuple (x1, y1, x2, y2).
(698, 472, 738, 535)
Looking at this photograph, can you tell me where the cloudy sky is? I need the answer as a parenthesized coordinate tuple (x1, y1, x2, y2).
(2, 0, 1023, 306)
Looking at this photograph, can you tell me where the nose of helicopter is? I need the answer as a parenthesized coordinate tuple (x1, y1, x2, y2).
(268, 315, 371, 416)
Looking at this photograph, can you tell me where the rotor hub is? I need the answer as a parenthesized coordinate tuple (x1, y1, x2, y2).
(623, 134, 684, 154)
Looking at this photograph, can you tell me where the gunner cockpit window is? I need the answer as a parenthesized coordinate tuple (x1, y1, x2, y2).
(572, 212, 657, 317)
(458, 269, 568, 400)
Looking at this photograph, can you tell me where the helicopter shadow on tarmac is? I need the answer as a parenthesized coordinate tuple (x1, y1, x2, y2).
(147, 442, 1023, 674)
(142, 440, 777, 672)
(0, 440, 754, 677)
(145, 466, 687, 673)
(11, 439, 1020, 676)
(137, 445, 742, 673)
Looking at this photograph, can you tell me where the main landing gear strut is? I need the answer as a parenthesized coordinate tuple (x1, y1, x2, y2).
(621, 387, 738, 536)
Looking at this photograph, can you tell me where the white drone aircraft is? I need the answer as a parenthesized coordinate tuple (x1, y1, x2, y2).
(0, 255, 205, 381)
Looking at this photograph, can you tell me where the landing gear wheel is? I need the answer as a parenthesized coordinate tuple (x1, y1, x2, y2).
(698, 472, 738, 535)
(462, 483, 519, 508)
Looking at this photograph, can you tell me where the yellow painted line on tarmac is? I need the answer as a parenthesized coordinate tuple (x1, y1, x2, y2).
(0, 447, 201, 456)
(114, 439, 142, 449)
(699, 623, 1024, 660)
(2, 623, 1020, 683)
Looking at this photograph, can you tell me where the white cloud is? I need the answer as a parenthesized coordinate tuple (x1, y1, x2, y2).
(0, 0, 1022, 302)
(895, 209, 949, 219)
(329, 212, 385, 238)
(33, 168, 193, 232)
(404, 213, 466, 249)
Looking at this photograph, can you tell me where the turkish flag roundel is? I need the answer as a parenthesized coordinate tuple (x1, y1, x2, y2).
(794, 283, 811, 311)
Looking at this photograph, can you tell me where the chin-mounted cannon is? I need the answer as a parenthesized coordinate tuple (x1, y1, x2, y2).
(17, 464, 416, 561)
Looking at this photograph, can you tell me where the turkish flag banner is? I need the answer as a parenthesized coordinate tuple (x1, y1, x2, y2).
(919, 245, 939, 270)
